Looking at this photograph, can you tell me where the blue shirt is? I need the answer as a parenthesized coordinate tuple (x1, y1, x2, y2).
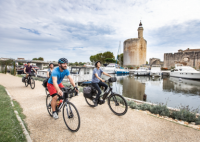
(92, 68, 104, 83)
(48, 67, 70, 84)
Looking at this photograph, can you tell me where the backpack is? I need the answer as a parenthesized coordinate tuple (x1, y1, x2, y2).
(42, 78, 49, 88)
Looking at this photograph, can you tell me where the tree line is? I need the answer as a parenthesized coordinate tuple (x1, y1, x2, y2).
(90, 51, 123, 66)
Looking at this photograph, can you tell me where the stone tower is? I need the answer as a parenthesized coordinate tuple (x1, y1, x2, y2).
(123, 21, 147, 66)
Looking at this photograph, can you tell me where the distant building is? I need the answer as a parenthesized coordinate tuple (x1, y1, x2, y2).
(149, 58, 164, 67)
(123, 21, 147, 66)
(17, 58, 25, 60)
(164, 48, 200, 69)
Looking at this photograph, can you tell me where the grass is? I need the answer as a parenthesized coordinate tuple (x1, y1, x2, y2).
(0, 85, 27, 142)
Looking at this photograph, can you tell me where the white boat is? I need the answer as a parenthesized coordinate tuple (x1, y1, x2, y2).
(37, 69, 48, 78)
(134, 67, 150, 76)
(170, 64, 200, 80)
(102, 63, 116, 74)
(115, 68, 129, 74)
(150, 65, 162, 77)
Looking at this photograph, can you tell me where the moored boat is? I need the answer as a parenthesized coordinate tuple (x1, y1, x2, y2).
(170, 64, 200, 80)
(134, 67, 150, 76)
(150, 65, 161, 77)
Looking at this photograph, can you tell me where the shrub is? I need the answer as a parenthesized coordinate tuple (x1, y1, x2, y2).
(171, 106, 197, 122)
(195, 116, 200, 125)
(136, 103, 151, 111)
(150, 104, 170, 116)
(128, 101, 137, 109)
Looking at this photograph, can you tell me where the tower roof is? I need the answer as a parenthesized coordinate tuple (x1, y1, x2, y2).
(139, 21, 142, 27)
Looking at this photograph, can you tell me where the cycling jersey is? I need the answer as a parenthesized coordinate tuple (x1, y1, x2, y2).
(48, 67, 70, 84)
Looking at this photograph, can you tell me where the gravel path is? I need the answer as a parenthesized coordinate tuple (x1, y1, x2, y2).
(0, 73, 200, 142)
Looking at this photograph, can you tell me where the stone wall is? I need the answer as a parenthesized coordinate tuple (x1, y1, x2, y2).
(149, 58, 164, 67)
(164, 51, 200, 69)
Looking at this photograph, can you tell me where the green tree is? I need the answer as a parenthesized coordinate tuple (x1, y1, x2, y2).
(32, 58, 38, 60)
(105, 58, 116, 63)
(74, 62, 78, 66)
(32, 57, 44, 61)
(146, 61, 148, 64)
(90, 51, 115, 64)
(38, 57, 44, 61)
(102, 51, 115, 61)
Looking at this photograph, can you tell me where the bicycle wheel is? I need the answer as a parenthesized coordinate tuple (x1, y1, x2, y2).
(85, 97, 95, 107)
(25, 79, 28, 87)
(45, 88, 49, 95)
(30, 78, 35, 89)
(63, 101, 80, 132)
(108, 94, 128, 116)
(46, 94, 53, 117)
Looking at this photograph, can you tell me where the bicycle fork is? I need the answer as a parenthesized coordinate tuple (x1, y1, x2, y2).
(65, 102, 74, 118)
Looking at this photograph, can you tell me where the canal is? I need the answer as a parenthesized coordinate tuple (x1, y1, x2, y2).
(102, 74, 200, 111)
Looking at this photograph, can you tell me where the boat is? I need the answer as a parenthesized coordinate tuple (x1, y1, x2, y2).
(115, 68, 129, 74)
(150, 65, 162, 77)
(101, 63, 116, 74)
(134, 67, 150, 76)
(170, 64, 200, 79)
(37, 69, 48, 78)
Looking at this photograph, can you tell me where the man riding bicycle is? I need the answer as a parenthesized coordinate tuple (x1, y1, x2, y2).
(24, 61, 37, 78)
(92, 61, 111, 106)
(47, 58, 78, 120)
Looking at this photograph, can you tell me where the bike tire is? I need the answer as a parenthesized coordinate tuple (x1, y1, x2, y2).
(85, 97, 95, 107)
(25, 79, 28, 87)
(46, 94, 53, 117)
(45, 88, 49, 95)
(63, 101, 80, 132)
(108, 94, 128, 116)
(30, 78, 35, 89)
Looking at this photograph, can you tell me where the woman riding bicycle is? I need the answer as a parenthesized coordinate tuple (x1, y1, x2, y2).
(47, 58, 78, 120)
(92, 61, 111, 106)
(47, 62, 54, 78)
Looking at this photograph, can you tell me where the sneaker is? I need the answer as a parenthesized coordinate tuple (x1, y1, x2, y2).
(93, 99, 98, 107)
(53, 112, 59, 120)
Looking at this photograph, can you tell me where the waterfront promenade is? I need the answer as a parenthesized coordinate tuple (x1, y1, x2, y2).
(0, 73, 200, 142)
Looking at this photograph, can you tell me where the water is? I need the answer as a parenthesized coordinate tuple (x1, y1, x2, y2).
(102, 74, 200, 110)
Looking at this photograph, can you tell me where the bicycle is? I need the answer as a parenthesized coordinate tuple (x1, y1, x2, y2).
(46, 87, 80, 132)
(82, 77, 128, 116)
(24, 73, 35, 89)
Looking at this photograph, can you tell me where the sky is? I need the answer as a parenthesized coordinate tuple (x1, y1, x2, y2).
(0, 0, 200, 63)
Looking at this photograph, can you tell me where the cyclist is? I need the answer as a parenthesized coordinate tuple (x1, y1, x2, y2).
(24, 61, 37, 79)
(47, 58, 78, 120)
(92, 61, 112, 106)
(47, 63, 54, 78)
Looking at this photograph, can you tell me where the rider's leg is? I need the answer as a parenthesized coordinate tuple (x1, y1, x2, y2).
(92, 83, 101, 102)
(51, 94, 58, 112)
(25, 73, 29, 78)
(98, 81, 108, 92)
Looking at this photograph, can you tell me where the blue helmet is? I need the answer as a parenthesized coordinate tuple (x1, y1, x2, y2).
(58, 58, 68, 64)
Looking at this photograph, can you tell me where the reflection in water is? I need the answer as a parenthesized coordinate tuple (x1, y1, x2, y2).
(102, 74, 200, 110)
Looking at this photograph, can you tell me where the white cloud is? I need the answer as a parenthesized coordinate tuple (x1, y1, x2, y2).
(0, 0, 200, 62)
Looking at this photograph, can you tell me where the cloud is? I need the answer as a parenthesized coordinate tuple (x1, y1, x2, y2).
(0, 0, 200, 62)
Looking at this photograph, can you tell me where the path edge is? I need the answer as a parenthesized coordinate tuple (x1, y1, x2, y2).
(5, 89, 32, 142)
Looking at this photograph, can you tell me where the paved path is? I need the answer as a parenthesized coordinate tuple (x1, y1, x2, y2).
(0, 73, 200, 142)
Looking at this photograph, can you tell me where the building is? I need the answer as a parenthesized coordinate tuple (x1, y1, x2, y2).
(149, 58, 164, 67)
(164, 48, 200, 69)
(123, 21, 147, 66)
